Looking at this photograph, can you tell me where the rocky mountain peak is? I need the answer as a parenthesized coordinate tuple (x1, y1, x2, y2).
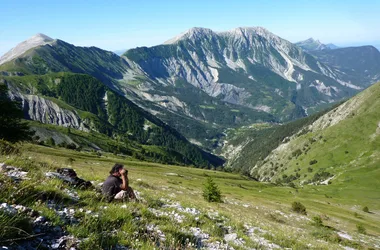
(220, 26, 289, 48)
(0, 33, 54, 65)
(295, 37, 334, 51)
(299, 37, 322, 45)
(164, 26, 284, 47)
(164, 27, 216, 44)
(30, 33, 54, 42)
(305, 37, 317, 42)
(222, 26, 272, 37)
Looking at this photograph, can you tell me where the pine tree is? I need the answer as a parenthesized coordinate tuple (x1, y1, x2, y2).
(203, 177, 222, 202)
(0, 83, 32, 142)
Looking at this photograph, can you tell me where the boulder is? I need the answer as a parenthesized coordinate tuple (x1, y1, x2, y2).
(46, 168, 92, 189)
(0, 163, 30, 181)
(224, 233, 237, 242)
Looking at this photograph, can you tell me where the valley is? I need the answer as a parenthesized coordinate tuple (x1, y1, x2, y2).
(1, 18, 380, 250)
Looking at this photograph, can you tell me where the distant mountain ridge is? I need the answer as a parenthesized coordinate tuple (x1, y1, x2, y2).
(296, 38, 338, 51)
(124, 27, 367, 121)
(1, 28, 380, 152)
(310, 45, 380, 87)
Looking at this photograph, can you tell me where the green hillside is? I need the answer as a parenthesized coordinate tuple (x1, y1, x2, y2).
(1, 73, 224, 168)
(0, 39, 130, 87)
(248, 81, 380, 199)
(221, 107, 337, 175)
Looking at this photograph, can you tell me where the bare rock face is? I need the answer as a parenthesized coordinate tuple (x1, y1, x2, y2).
(9, 91, 91, 132)
(0, 33, 54, 65)
(124, 26, 363, 120)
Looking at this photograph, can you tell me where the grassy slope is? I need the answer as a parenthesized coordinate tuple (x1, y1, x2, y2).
(254, 82, 380, 212)
(221, 105, 338, 174)
(1, 144, 379, 249)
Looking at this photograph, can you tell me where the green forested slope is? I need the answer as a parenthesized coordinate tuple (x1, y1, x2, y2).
(2, 73, 224, 168)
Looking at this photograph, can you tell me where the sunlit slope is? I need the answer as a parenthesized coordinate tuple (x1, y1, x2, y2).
(253, 82, 380, 204)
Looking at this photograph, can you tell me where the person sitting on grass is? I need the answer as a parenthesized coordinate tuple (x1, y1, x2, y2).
(102, 163, 137, 202)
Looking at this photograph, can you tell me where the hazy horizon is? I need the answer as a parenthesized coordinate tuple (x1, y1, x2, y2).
(1, 0, 380, 55)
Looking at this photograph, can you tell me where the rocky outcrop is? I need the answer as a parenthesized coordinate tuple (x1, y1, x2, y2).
(45, 168, 92, 189)
(8, 91, 91, 132)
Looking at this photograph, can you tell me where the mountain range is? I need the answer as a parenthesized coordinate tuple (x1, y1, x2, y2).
(1, 27, 380, 171)
(122, 27, 380, 146)
(124, 27, 361, 119)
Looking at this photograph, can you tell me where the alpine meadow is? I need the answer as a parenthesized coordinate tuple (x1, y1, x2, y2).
(1, 1, 380, 249)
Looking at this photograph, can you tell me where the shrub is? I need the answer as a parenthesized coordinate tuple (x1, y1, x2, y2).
(291, 149, 302, 158)
(282, 174, 298, 183)
(311, 171, 332, 182)
(356, 224, 366, 234)
(203, 177, 222, 203)
(66, 143, 77, 150)
(362, 206, 369, 213)
(307, 167, 313, 172)
(308, 138, 317, 143)
(0, 139, 20, 155)
(46, 137, 55, 146)
(309, 160, 318, 165)
(291, 201, 307, 215)
(0, 211, 33, 242)
(58, 141, 67, 148)
(312, 216, 323, 227)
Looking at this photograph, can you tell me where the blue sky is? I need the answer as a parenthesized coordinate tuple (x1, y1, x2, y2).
(1, 0, 380, 55)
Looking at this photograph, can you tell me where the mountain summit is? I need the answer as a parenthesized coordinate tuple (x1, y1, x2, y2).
(296, 37, 338, 51)
(164, 26, 277, 45)
(164, 27, 216, 44)
(124, 26, 362, 123)
(0, 33, 54, 65)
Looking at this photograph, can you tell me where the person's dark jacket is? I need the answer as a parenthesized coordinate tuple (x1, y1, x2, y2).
(102, 175, 122, 202)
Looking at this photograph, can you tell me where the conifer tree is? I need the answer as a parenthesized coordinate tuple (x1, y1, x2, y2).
(0, 83, 32, 142)
(203, 176, 222, 202)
